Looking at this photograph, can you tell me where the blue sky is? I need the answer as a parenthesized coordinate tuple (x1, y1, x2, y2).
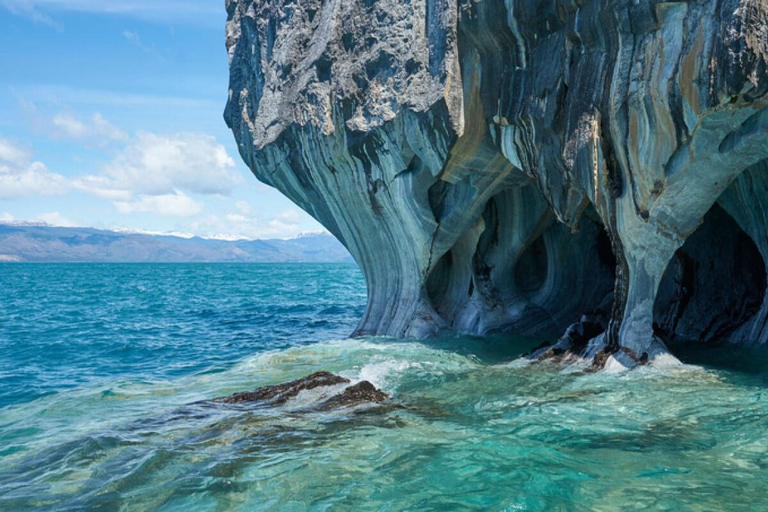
(0, 0, 324, 239)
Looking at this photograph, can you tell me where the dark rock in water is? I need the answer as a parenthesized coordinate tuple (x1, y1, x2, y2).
(318, 381, 389, 410)
(592, 347, 618, 371)
(526, 308, 611, 363)
(214, 372, 389, 410)
(214, 371, 350, 405)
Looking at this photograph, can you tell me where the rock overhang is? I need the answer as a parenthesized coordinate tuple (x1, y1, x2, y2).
(225, 0, 768, 367)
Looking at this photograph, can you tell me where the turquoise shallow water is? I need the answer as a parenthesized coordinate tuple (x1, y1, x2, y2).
(2, 264, 768, 510)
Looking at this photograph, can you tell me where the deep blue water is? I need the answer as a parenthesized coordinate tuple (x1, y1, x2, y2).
(0, 264, 366, 409)
(3, 263, 768, 510)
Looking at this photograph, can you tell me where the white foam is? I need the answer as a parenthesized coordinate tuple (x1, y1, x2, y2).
(349, 359, 419, 391)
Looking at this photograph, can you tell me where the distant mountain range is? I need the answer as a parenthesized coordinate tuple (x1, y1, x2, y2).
(0, 223, 354, 263)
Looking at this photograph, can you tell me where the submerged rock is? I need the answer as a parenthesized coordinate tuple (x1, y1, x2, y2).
(225, 0, 768, 366)
(214, 372, 389, 409)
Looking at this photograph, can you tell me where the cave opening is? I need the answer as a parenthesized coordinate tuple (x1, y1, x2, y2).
(653, 203, 767, 354)
(426, 186, 616, 341)
(513, 235, 548, 299)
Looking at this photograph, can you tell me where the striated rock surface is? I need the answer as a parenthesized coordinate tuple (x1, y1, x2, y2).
(225, 0, 768, 365)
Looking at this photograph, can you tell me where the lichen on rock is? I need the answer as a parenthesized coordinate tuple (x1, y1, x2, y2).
(225, 0, 768, 367)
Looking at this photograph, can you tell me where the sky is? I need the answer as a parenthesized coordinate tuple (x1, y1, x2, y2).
(0, 0, 325, 239)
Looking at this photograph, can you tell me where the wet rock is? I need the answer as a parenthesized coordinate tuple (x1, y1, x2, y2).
(562, 313, 609, 353)
(214, 371, 350, 405)
(526, 308, 610, 363)
(591, 345, 651, 371)
(318, 381, 389, 410)
(592, 347, 618, 371)
(214, 372, 389, 410)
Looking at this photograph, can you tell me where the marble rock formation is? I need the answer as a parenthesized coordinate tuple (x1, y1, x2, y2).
(225, 0, 768, 366)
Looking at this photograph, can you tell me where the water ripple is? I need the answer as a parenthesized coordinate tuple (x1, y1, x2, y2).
(3, 264, 768, 509)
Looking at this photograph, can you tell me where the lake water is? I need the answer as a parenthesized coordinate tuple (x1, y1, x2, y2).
(2, 263, 768, 510)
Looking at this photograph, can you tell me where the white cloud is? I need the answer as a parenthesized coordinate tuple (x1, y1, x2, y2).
(51, 113, 87, 138)
(0, 136, 68, 199)
(0, 128, 238, 217)
(81, 132, 241, 198)
(114, 192, 203, 217)
(51, 112, 128, 144)
(72, 174, 132, 201)
(275, 209, 302, 223)
(35, 211, 77, 227)
(0, 137, 31, 166)
(225, 213, 248, 223)
(71, 131, 242, 216)
(187, 205, 321, 240)
(0, 212, 14, 222)
(0, 161, 68, 199)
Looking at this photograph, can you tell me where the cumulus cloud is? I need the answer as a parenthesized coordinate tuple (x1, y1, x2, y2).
(0, 161, 67, 199)
(70, 131, 242, 216)
(0, 126, 268, 226)
(51, 112, 128, 144)
(0, 136, 68, 199)
(80, 132, 241, 197)
(0, 128, 238, 219)
(0, 212, 14, 222)
(114, 192, 203, 217)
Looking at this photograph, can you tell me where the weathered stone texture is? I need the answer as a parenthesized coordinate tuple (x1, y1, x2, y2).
(226, 0, 768, 365)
